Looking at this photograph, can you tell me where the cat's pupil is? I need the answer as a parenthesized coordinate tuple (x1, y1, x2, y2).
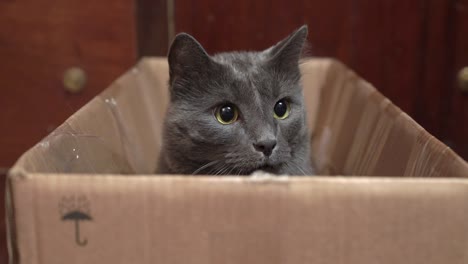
(220, 105, 235, 122)
(274, 100, 288, 117)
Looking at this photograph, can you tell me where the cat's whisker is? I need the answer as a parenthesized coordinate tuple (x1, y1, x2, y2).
(226, 165, 236, 176)
(192, 160, 220, 175)
(285, 162, 297, 175)
(284, 162, 295, 175)
(216, 164, 230, 176)
(208, 163, 224, 175)
(228, 163, 242, 176)
(221, 164, 234, 175)
(210, 163, 224, 175)
(214, 166, 224, 176)
(288, 161, 308, 175)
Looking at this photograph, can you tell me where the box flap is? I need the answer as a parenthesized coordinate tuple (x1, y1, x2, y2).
(11, 58, 170, 175)
(306, 59, 467, 176)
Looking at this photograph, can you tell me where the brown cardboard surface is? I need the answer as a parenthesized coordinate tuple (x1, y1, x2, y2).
(9, 175, 468, 264)
(6, 58, 468, 264)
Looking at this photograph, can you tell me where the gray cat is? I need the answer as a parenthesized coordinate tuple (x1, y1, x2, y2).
(157, 25, 314, 175)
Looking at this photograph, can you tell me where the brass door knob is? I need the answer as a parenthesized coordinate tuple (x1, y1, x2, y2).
(63, 67, 87, 94)
(457, 67, 468, 94)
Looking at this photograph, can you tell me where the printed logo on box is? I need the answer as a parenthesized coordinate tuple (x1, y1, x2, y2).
(59, 195, 92, 246)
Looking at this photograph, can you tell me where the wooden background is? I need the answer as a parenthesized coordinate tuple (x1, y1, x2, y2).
(1, 0, 467, 262)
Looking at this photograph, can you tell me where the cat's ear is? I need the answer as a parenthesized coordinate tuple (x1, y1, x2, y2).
(168, 33, 211, 84)
(266, 25, 308, 72)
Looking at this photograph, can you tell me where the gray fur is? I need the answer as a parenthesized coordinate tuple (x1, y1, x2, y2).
(157, 25, 314, 175)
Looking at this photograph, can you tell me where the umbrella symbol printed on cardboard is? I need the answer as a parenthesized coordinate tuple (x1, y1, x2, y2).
(59, 195, 93, 246)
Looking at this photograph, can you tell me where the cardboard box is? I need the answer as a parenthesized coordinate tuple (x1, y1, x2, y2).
(6, 58, 468, 264)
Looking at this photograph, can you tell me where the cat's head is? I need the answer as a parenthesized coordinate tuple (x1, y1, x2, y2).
(163, 26, 311, 175)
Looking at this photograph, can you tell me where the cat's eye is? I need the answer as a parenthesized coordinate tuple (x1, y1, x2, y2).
(274, 99, 290, 119)
(215, 103, 239, 124)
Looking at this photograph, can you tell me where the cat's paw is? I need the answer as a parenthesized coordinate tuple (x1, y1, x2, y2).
(249, 170, 290, 183)
(250, 170, 276, 179)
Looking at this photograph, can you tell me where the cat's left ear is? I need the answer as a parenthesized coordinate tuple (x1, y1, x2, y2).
(266, 25, 308, 72)
(168, 33, 212, 84)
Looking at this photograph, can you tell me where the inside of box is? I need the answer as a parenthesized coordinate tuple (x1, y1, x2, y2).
(11, 58, 467, 177)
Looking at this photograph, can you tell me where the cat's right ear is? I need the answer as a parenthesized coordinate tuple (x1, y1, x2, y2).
(168, 33, 211, 84)
(265, 25, 308, 74)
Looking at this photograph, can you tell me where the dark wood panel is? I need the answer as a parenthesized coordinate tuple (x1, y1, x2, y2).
(0, 171, 7, 264)
(443, 0, 468, 158)
(176, 1, 352, 54)
(137, 0, 170, 56)
(0, 0, 137, 167)
(174, 0, 467, 160)
(350, 1, 425, 115)
(417, 0, 454, 139)
(175, 1, 424, 114)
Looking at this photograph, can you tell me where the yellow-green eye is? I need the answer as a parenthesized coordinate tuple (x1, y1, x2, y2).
(215, 104, 239, 124)
(274, 99, 290, 119)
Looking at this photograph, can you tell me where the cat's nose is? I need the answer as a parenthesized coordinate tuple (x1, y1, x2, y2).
(253, 139, 277, 157)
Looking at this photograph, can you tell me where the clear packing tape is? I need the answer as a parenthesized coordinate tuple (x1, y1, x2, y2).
(10, 58, 468, 177)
